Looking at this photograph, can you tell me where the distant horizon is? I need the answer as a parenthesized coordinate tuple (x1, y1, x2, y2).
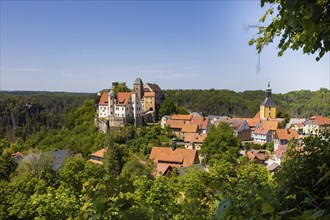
(1, 86, 329, 95)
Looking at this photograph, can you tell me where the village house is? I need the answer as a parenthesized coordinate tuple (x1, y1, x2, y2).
(229, 119, 251, 141)
(274, 129, 299, 150)
(286, 118, 306, 129)
(274, 144, 287, 164)
(162, 114, 210, 138)
(11, 151, 26, 163)
(256, 120, 279, 139)
(89, 147, 108, 165)
(184, 133, 208, 150)
(302, 115, 330, 135)
(246, 150, 266, 164)
(215, 117, 252, 141)
(252, 127, 272, 144)
(149, 145, 198, 176)
(234, 117, 261, 132)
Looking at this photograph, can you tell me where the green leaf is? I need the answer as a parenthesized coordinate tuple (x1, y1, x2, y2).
(262, 202, 274, 214)
(215, 198, 231, 220)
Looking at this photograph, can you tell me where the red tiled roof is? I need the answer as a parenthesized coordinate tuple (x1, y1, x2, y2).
(171, 114, 193, 121)
(253, 127, 270, 135)
(116, 92, 132, 106)
(229, 119, 246, 131)
(276, 129, 299, 140)
(150, 147, 196, 167)
(156, 163, 171, 175)
(166, 120, 185, 129)
(313, 115, 330, 126)
(191, 116, 204, 126)
(201, 117, 209, 129)
(247, 150, 266, 161)
(90, 147, 108, 159)
(181, 124, 199, 133)
(254, 111, 260, 118)
(262, 120, 278, 131)
(99, 92, 109, 105)
(236, 118, 261, 127)
(11, 151, 26, 159)
(247, 151, 255, 161)
(275, 145, 287, 158)
(184, 133, 207, 143)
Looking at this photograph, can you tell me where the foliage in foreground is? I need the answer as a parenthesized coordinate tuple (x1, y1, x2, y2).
(249, 0, 330, 61)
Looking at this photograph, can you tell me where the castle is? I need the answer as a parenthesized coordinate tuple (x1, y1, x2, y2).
(97, 78, 163, 129)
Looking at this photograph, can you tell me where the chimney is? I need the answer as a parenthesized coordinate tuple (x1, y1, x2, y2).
(286, 129, 290, 134)
(172, 138, 177, 151)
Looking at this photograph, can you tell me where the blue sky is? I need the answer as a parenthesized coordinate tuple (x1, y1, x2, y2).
(1, 1, 329, 93)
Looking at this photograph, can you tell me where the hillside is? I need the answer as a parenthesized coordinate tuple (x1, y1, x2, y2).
(164, 88, 330, 118)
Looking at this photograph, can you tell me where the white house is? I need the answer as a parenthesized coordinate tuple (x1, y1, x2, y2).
(252, 127, 272, 144)
(303, 115, 329, 135)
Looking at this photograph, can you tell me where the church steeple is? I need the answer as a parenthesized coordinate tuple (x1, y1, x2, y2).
(266, 81, 272, 98)
(260, 81, 277, 119)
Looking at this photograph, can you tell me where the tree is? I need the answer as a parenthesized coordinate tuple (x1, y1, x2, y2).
(120, 156, 153, 182)
(0, 154, 17, 181)
(274, 131, 330, 218)
(16, 152, 56, 185)
(249, 0, 330, 61)
(103, 144, 124, 178)
(113, 83, 131, 93)
(158, 98, 178, 118)
(210, 160, 277, 219)
(266, 141, 274, 152)
(200, 123, 241, 166)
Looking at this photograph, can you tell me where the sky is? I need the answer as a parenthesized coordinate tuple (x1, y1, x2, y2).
(1, 1, 329, 93)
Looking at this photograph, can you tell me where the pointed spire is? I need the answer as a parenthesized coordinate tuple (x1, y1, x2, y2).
(266, 81, 272, 97)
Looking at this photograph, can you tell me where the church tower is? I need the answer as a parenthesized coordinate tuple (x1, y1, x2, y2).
(133, 77, 143, 99)
(260, 82, 277, 119)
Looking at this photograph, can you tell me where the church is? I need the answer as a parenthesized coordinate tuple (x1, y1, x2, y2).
(258, 82, 277, 119)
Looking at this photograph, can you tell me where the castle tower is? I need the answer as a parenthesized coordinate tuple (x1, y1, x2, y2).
(133, 77, 143, 99)
(108, 89, 115, 117)
(260, 82, 277, 119)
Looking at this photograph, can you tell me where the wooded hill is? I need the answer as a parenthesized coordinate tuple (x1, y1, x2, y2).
(0, 91, 95, 141)
(164, 88, 330, 118)
(1, 88, 329, 141)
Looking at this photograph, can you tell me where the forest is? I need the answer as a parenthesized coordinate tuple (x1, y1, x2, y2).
(163, 88, 330, 118)
(0, 89, 329, 219)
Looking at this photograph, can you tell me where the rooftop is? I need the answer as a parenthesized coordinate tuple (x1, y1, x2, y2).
(150, 147, 197, 167)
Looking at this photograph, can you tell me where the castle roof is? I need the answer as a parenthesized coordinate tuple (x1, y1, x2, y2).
(134, 77, 143, 85)
(116, 92, 132, 106)
(145, 83, 161, 92)
(99, 92, 109, 105)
